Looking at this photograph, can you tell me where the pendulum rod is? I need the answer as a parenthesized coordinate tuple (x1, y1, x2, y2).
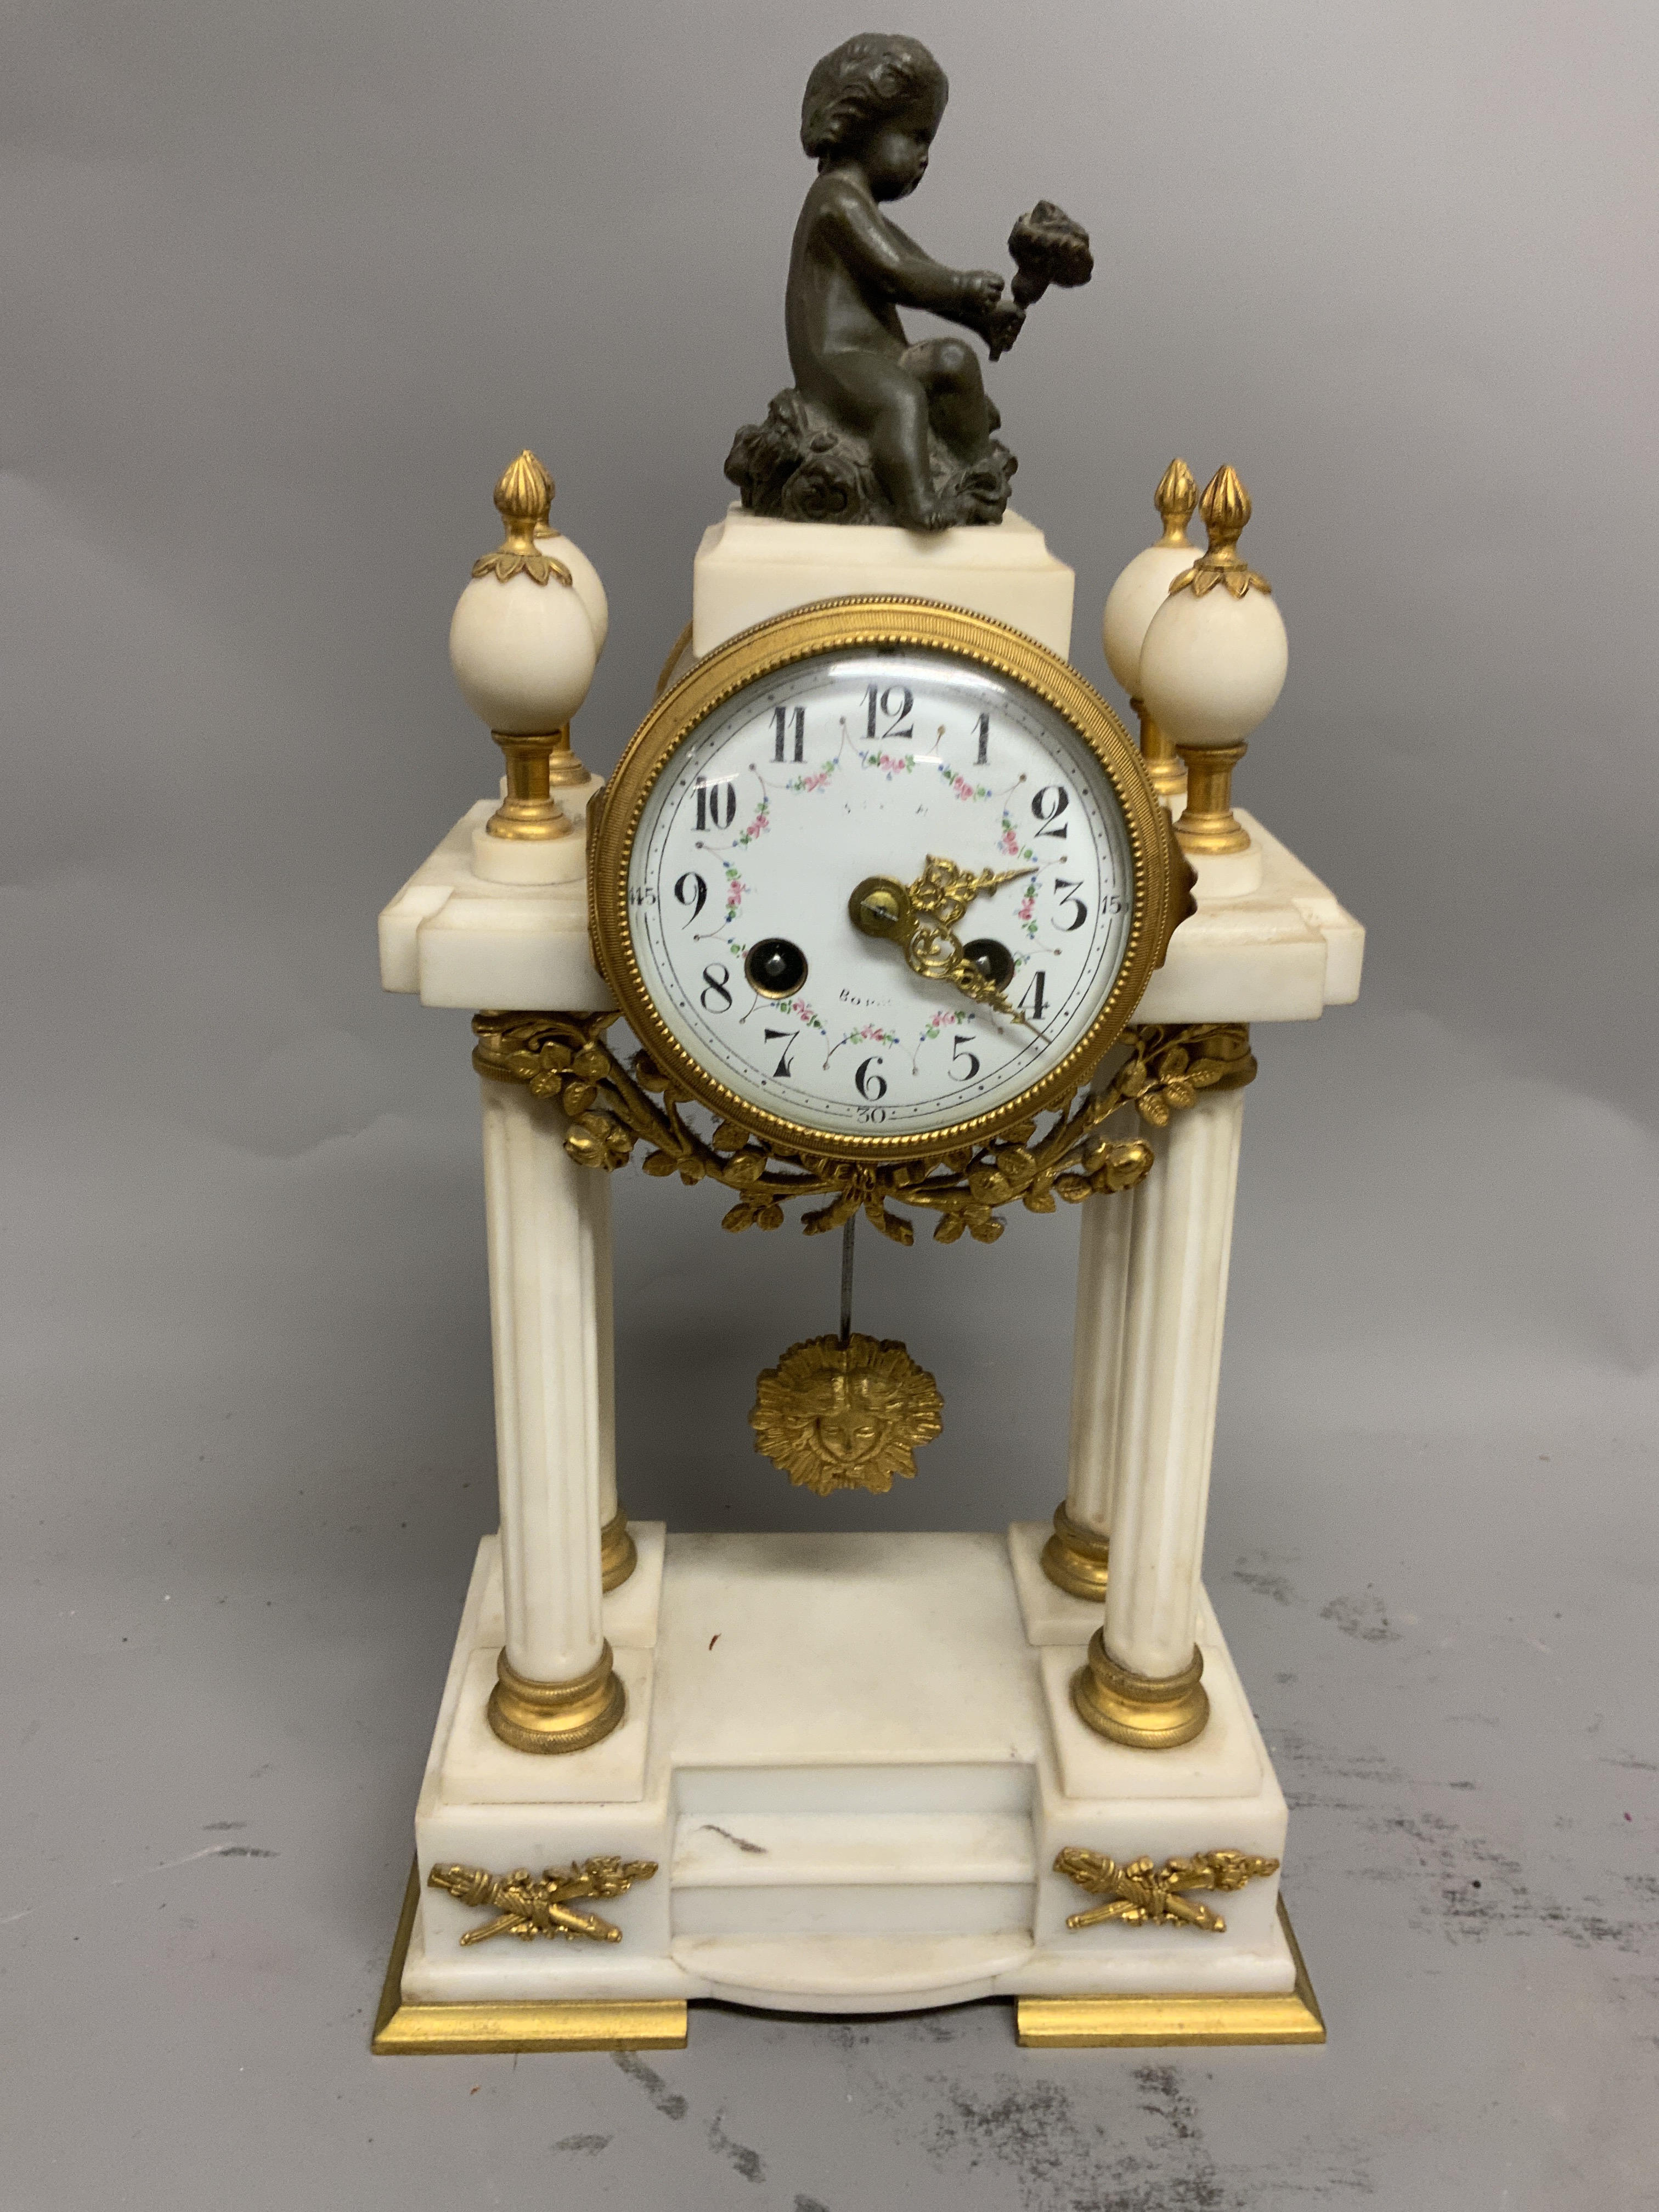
(748, 1210, 941, 1494)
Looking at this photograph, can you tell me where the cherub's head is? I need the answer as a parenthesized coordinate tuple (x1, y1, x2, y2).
(800, 33, 948, 201)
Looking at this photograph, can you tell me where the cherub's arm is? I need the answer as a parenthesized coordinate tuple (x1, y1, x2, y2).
(818, 180, 1004, 328)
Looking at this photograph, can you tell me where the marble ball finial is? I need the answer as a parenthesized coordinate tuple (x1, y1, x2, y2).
(1101, 458, 1201, 802)
(1138, 467, 1287, 755)
(1102, 457, 1200, 698)
(449, 450, 599, 738)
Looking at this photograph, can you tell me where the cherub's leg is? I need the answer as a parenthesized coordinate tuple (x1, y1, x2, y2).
(813, 353, 941, 529)
(901, 339, 994, 465)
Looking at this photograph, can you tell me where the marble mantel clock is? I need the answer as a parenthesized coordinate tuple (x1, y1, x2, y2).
(370, 32, 1362, 2053)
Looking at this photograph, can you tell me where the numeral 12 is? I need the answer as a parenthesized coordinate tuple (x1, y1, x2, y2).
(864, 685, 913, 743)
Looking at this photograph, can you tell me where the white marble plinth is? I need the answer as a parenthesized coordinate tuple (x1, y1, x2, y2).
(379, 800, 610, 1011)
(1187, 837, 1263, 900)
(398, 1527, 1297, 2013)
(1136, 809, 1362, 1019)
(1009, 1516, 1114, 1645)
(691, 505, 1075, 659)
(469, 821, 587, 884)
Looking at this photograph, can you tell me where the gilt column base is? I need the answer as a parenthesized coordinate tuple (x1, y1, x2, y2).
(487, 1644, 626, 1755)
(1039, 1504, 1111, 1600)
(1071, 1629, 1209, 1750)
(600, 1506, 637, 1593)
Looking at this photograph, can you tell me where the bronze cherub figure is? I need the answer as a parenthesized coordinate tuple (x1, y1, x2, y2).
(725, 34, 1092, 532)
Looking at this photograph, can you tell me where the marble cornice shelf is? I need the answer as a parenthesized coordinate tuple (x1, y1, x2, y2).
(1136, 811, 1362, 1024)
(379, 799, 1362, 1024)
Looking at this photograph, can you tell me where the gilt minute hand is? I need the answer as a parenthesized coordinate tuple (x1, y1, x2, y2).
(909, 855, 1034, 931)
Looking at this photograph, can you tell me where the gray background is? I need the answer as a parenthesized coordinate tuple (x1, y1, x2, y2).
(3, 1, 1655, 2205)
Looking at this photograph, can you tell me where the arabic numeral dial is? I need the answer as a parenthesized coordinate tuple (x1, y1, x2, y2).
(613, 630, 1147, 1150)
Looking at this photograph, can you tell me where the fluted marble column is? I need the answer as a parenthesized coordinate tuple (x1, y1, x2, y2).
(478, 1071, 624, 1753)
(1042, 1159, 1137, 1599)
(1072, 1061, 1252, 1748)
(592, 1178, 636, 1593)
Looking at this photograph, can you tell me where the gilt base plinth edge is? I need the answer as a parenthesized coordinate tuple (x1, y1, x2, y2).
(1016, 1897, 1324, 2046)
(373, 1864, 688, 2053)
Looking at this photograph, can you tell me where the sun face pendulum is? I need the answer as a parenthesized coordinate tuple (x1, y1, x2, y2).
(749, 1322, 944, 1497)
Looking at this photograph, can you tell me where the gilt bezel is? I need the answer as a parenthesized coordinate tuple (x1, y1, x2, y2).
(589, 596, 1171, 1166)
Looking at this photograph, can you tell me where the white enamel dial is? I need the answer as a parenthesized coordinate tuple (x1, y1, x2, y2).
(622, 646, 1139, 1145)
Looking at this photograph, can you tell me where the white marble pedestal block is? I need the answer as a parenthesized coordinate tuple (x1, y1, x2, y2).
(691, 506, 1076, 658)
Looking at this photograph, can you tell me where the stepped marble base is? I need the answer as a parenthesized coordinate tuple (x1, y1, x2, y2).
(373, 1862, 1319, 2051)
(378, 1525, 1321, 2046)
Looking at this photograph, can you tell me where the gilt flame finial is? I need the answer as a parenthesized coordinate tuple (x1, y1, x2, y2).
(473, 449, 572, 587)
(1153, 458, 1198, 547)
(1169, 465, 1271, 599)
(494, 449, 553, 532)
(1200, 465, 1251, 553)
